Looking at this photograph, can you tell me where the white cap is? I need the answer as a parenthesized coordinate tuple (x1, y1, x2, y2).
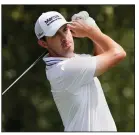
(35, 11, 70, 39)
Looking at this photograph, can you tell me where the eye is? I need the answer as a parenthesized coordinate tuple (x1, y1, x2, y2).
(63, 26, 68, 32)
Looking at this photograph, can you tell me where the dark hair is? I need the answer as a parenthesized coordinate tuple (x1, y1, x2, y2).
(40, 36, 46, 41)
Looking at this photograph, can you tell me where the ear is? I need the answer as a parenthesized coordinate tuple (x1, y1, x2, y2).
(38, 40, 48, 48)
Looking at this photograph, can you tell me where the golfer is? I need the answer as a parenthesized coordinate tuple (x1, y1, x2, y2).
(34, 11, 126, 131)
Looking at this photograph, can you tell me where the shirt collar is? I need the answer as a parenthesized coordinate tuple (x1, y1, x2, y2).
(43, 53, 78, 70)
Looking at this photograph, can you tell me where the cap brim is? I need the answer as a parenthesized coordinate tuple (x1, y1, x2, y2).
(44, 20, 72, 37)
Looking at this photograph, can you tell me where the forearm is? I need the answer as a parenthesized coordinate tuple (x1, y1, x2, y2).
(93, 42, 104, 56)
(90, 26, 105, 55)
(88, 27, 125, 53)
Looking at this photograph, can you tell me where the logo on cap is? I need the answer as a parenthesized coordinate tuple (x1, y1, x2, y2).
(37, 32, 44, 38)
(44, 15, 62, 26)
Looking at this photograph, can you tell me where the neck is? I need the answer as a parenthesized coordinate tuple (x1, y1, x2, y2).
(48, 51, 75, 58)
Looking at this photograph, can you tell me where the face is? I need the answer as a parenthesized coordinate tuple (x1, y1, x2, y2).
(40, 24, 74, 58)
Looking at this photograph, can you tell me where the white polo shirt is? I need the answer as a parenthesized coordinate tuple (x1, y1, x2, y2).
(43, 54, 117, 131)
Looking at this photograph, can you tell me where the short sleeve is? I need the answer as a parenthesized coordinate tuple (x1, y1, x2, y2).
(60, 55, 97, 93)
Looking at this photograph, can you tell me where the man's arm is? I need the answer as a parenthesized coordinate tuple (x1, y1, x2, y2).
(68, 20, 126, 76)
(92, 26, 105, 55)
(93, 43, 104, 56)
(91, 25, 107, 56)
(87, 26, 126, 76)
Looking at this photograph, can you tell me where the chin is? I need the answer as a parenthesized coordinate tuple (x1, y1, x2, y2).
(65, 51, 74, 58)
(69, 45, 74, 52)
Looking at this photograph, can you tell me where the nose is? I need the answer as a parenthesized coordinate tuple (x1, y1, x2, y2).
(60, 32, 67, 42)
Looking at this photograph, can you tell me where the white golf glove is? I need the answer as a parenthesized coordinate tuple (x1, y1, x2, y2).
(71, 11, 97, 27)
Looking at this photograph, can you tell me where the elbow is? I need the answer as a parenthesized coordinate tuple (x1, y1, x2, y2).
(119, 50, 126, 60)
(122, 51, 126, 58)
(113, 48, 126, 61)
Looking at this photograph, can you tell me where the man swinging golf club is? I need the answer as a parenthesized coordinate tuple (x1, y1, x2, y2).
(34, 11, 126, 131)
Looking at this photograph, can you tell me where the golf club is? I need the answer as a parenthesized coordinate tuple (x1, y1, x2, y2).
(2, 51, 48, 96)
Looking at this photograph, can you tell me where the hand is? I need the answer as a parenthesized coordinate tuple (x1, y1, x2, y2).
(67, 20, 92, 38)
(69, 11, 101, 38)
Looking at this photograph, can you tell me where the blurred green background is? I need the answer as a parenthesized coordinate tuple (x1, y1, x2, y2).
(2, 5, 134, 132)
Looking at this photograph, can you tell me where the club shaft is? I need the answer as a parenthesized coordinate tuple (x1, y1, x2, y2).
(2, 51, 47, 96)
